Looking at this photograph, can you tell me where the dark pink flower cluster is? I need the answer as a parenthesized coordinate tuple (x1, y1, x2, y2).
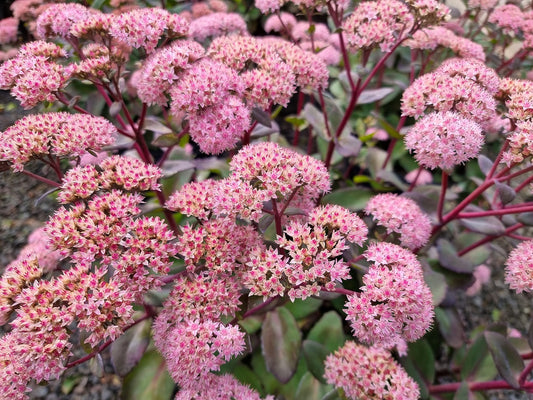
(324, 341, 420, 400)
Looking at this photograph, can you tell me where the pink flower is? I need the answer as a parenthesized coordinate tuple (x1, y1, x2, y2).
(501, 120, 533, 165)
(404, 111, 484, 170)
(189, 12, 248, 42)
(136, 40, 205, 106)
(324, 341, 420, 400)
(70, 11, 113, 38)
(365, 193, 432, 250)
(505, 241, 533, 293)
(0, 113, 116, 171)
(264, 12, 297, 34)
(342, 0, 414, 52)
(153, 317, 245, 388)
(166, 179, 219, 220)
(345, 242, 434, 349)
(109, 8, 188, 53)
(255, 0, 284, 13)
(175, 374, 273, 400)
(488, 4, 524, 33)
(468, 0, 497, 9)
(36, 3, 95, 39)
(405, 26, 486, 61)
(0, 17, 19, 44)
(466, 264, 491, 296)
(435, 57, 500, 95)
(405, 168, 433, 186)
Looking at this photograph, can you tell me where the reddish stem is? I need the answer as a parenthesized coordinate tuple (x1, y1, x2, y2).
(457, 223, 524, 257)
(457, 206, 533, 218)
(21, 170, 60, 187)
(430, 380, 533, 394)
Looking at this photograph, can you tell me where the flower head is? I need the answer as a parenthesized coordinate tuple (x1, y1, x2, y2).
(166, 179, 219, 220)
(365, 193, 431, 249)
(324, 341, 420, 400)
(505, 241, 533, 293)
(0, 17, 19, 44)
(404, 111, 484, 170)
(35, 3, 94, 38)
(189, 12, 248, 42)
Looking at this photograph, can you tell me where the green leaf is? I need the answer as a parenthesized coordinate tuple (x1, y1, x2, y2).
(261, 307, 302, 383)
(90, 0, 106, 9)
(435, 307, 465, 348)
(302, 340, 329, 384)
(295, 372, 331, 400)
(239, 315, 263, 334)
(437, 239, 475, 274)
(321, 390, 342, 400)
(409, 339, 436, 383)
(219, 360, 264, 394)
(484, 331, 525, 389)
(461, 334, 490, 380)
(423, 267, 447, 306)
(152, 133, 181, 147)
(307, 311, 345, 353)
(121, 350, 175, 400)
(453, 381, 475, 400)
(322, 187, 373, 211)
(366, 147, 390, 178)
(284, 298, 323, 320)
(111, 320, 151, 376)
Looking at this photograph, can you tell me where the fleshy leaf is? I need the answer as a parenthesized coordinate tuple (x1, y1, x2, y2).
(307, 311, 345, 353)
(477, 155, 493, 176)
(437, 239, 475, 274)
(252, 107, 272, 127)
(261, 307, 302, 383)
(111, 319, 151, 376)
(484, 331, 525, 389)
(435, 307, 465, 348)
(357, 87, 394, 104)
(295, 372, 330, 400)
(322, 187, 374, 211)
(302, 340, 329, 384)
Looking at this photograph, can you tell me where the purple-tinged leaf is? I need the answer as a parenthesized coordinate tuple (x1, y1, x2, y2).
(437, 239, 475, 274)
(261, 307, 302, 383)
(252, 107, 272, 128)
(302, 340, 329, 384)
(484, 331, 525, 389)
(435, 307, 465, 348)
(111, 319, 151, 377)
(495, 182, 516, 205)
(478, 155, 493, 176)
(459, 216, 506, 235)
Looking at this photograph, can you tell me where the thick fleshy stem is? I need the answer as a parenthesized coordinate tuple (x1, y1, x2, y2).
(328, 287, 355, 296)
(240, 296, 279, 320)
(21, 169, 60, 187)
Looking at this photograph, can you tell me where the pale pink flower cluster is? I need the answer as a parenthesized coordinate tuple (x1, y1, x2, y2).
(0, 17, 18, 44)
(4, 227, 62, 273)
(405, 27, 486, 61)
(0, 41, 70, 108)
(345, 242, 434, 351)
(217, 142, 331, 221)
(175, 374, 273, 400)
(35, 3, 94, 38)
(401, 70, 497, 127)
(324, 341, 420, 400)
(488, 4, 524, 33)
(365, 193, 431, 250)
(166, 179, 219, 220)
(498, 78, 533, 121)
(466, 264, 491, 296)
(10, 0, 56, 22)
(169, 57, 250, 154)
(0, 113, 116, 171)
(255, 0, 284, 13)
(189, 12, 248, 42)
(176, 217, 263, 274)
(136, 40, 205, 106)
(263, 12, 297, 34)
(501, 120, 533, 165)
(342, 0, 414, 52)
(403, 111, 484, 170)
(70, 11, 113, 39)
(468, 0, 497, 10)
(188, 0, 229, 19)
(109, 7, 189, 53)
(405, 168, 433, 186)
(404, 0, 449, 26)
(282, 21, 341, 65)
(244, 205, 367, 300)
(436, 57, 500, 95)
(505, 241, 533, 293)
(153, 318, 246, 390)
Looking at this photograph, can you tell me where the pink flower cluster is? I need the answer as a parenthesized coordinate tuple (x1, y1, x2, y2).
(345, 242, 434, 352)
(109, 7, 189, 53)
(498, 78, 533, 121)
(244, 205, 367, 300)
(505, 241, 533, 293)
(166, 179, 219, 220)
(405, 26, 486, 61)
(0, 17, 18, 44)
(189, 12, 248, 42)
(324, 341, 420, 400)
(175, 374, 273, 400)
(342, 0, 414, 52)
(0, 113, 116, 171)
(35, 3, 94, 39)
(365, 193, 432, 250)
(58, 155, 161, 203)
(501, 120, 533, 165)
(0, 40, 70, 108)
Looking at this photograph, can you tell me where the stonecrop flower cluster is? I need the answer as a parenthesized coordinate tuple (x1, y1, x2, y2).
(6, 0, 533, 398)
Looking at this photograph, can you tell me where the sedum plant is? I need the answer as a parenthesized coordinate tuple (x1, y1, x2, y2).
(1, 0, 533, 399)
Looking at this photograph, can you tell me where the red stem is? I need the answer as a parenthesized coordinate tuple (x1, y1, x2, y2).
(430, 380, 533, 394)
(21, 170, 60, 187)
(457, 206, 533, 218)
(457, 223, 524, 257)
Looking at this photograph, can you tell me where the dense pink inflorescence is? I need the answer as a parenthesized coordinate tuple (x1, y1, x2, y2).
(365, 193, 432, 250)
(136, 40, 205, 106)
(404, 111, 484, 170)
(174, 374, 273, 400)
(505, 241, 533, 293)
(342, 0, 414, 52)
(0, 113, 116, 171)
(345, 243, 434, 351)
(405, 26, 486, 61)
(488, 4, 524, 33)
(166, 179, 219, 220)
(263, 12, 297, 34)
(189, 12, 248, 41)
(35, 3, 94, 38)
(0, 17, 19, 44)
(501, 120, 533, 165)
(324, 341, 420, 400)
(109, 7, 189, 53)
